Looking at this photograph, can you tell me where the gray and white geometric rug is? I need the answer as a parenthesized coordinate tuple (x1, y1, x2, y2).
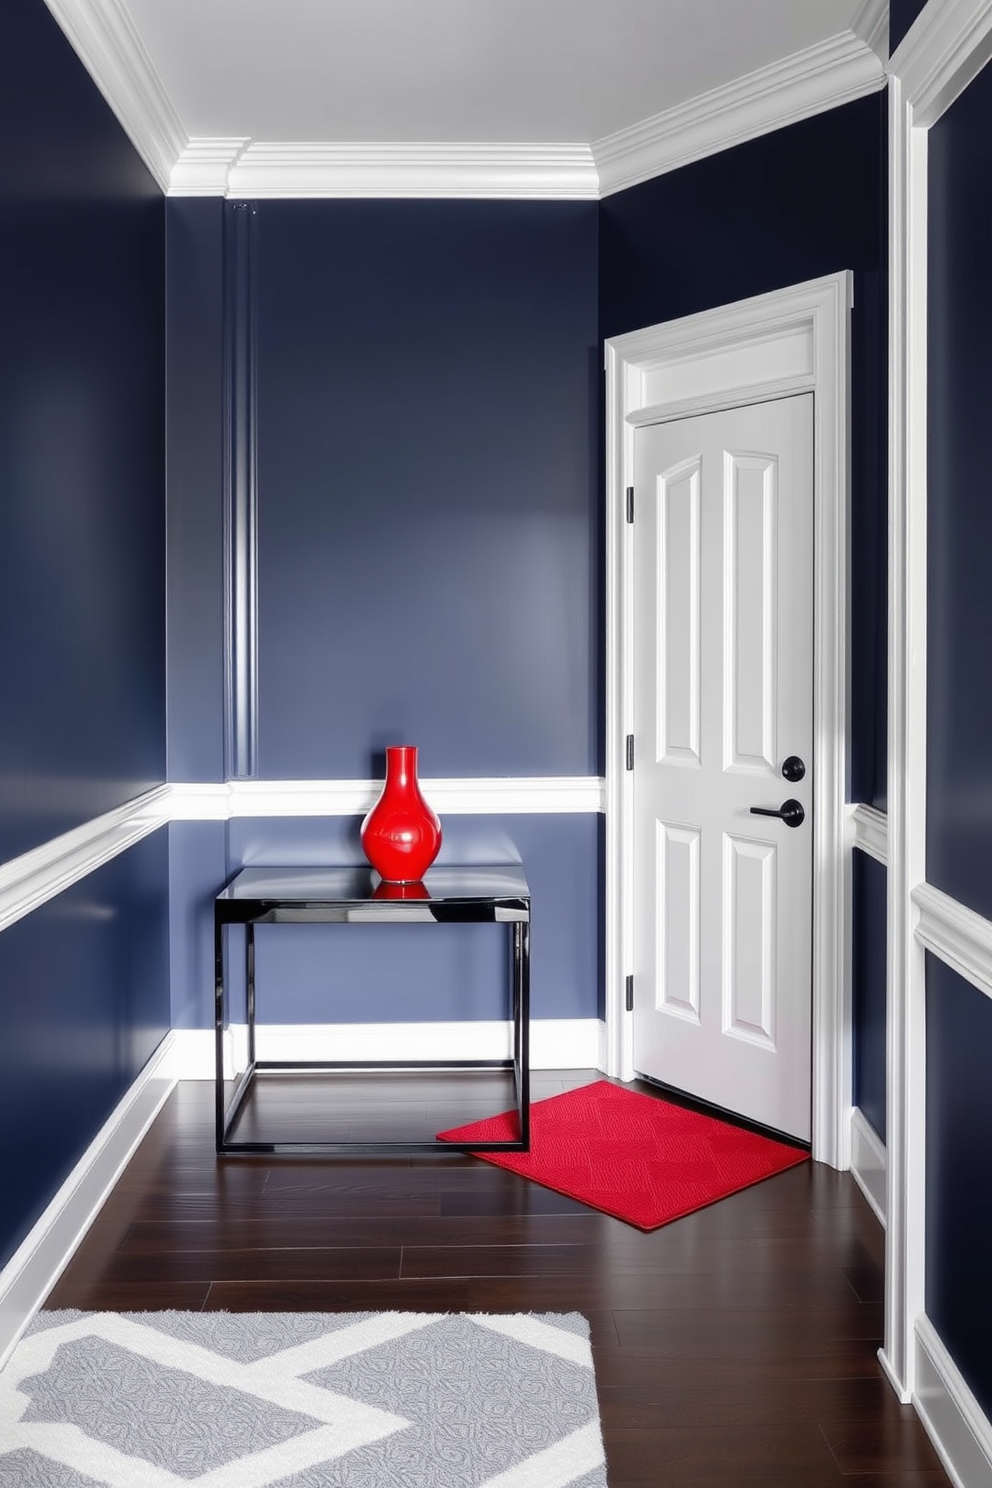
(0, 1310, 608, 1487)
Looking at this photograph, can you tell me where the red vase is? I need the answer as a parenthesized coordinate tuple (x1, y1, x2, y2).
(361, 745, 442, 883)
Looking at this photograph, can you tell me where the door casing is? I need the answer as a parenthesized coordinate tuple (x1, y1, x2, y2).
(603, 271, 852, 1168)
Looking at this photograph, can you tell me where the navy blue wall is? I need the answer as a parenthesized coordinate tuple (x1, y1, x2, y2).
(890, 0, 929, 52)
(852, 849, 887, 1141)
(927, 57, 992, 917)
(251, 201, 599, 780)
(0, 0, 169, 1268)
(0, 0, 166, 863)
(166, 199, 226, 784)
(850, 265, 889, 815)
(926, 956, 992, 1417)
(163, 198, 601, 1028)
(599, 92, 888, 812)
(168, 820, 229, 1030)
(0, 832, 170, 1268)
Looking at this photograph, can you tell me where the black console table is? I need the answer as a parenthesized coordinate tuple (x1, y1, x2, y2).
(214, 864, 530, 1154)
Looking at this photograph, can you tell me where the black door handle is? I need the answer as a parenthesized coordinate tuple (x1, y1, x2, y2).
(750, 798, 805, 828)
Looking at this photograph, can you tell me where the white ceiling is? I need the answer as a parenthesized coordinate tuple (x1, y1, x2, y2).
(121, 0, 869, 145)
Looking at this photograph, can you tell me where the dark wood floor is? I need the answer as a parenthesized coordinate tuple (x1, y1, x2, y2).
(45, 1071, 950, 1486)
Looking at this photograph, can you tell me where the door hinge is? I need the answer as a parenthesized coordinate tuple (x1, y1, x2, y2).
(626, 734, 634, 770)
(625, 974, 634, 1012)
(626, 486, 634, 523)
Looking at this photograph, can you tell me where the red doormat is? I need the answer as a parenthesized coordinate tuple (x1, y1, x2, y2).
(437, 1080, 808, 1231)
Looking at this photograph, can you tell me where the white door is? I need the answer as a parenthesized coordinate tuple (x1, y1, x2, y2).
(631, 395, 813, 1140)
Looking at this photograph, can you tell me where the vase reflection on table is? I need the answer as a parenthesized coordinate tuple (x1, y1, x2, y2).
(361, 744, 442, 883)
(372, 878, 431, 901)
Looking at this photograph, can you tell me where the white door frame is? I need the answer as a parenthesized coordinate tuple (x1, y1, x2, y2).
(886, 0, 992, 1414)
(604, 271, 852, 1169)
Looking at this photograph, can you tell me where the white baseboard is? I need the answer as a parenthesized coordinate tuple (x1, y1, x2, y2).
(168, 1018, 607, 1076)
(850, 1106, 887, 1225)
(915, 1314, 992, 1488)
(0, 1033, 178, 1370)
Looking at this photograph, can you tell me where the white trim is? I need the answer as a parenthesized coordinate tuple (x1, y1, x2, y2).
(883, 0, 992, 1437)
(593, 31, 885, 197)
(604, 272, 852, 1170)
(851, 0, 890, 62)
(166, 1020, 606, 1078)
(892, 0, 992, 130)
(850, 802, 889, 865)
(169, 776, 606, 820)
(883, 22, 934, 1406)
(165, 782, 232, 821)
(877, 1343, 911, 1403)
(913, 881, 992, 1005)
(169, 137, 250, 195)
(0, 785, 171, 933)
(218, 143, 600, 201)
(41, 0, 186, 193)
(45, 7, 885, 201)
(850, 1106, 888, 1226)
(0, 1033, 178, 1370)
(625, 374, 817, 430)
(915, 1314, 992, 1488)
(604, 273, 846, 396)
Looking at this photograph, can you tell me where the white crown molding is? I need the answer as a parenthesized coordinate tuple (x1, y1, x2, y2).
(852, 0, 890, 61)
(850, 802, 889, 865)
(175, 29, 886, 202)
(169, 138, 250, 196)
(0, 785, 171, 934)
(891, 0, 992, 128)
(42, 0, 186, 192)
(0, 1032, 177, 1371)
(215, 143, 600, 200)
(169, 776, 607, 819)
(593, 29, 885, 197)
(850, 1106, 888, 1226)
(915, 1314, 992, 1488)
(912, 880, 992, 1005)
(47, 4, 887, 202)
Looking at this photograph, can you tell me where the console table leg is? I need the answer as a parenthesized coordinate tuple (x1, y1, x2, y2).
(247, 923, 256, 1068)
(214, 913, 226, 1150)
(513, 920, 531, 1149)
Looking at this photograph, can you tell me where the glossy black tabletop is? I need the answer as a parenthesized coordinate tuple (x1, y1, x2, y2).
(215, 864, 530, 922)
